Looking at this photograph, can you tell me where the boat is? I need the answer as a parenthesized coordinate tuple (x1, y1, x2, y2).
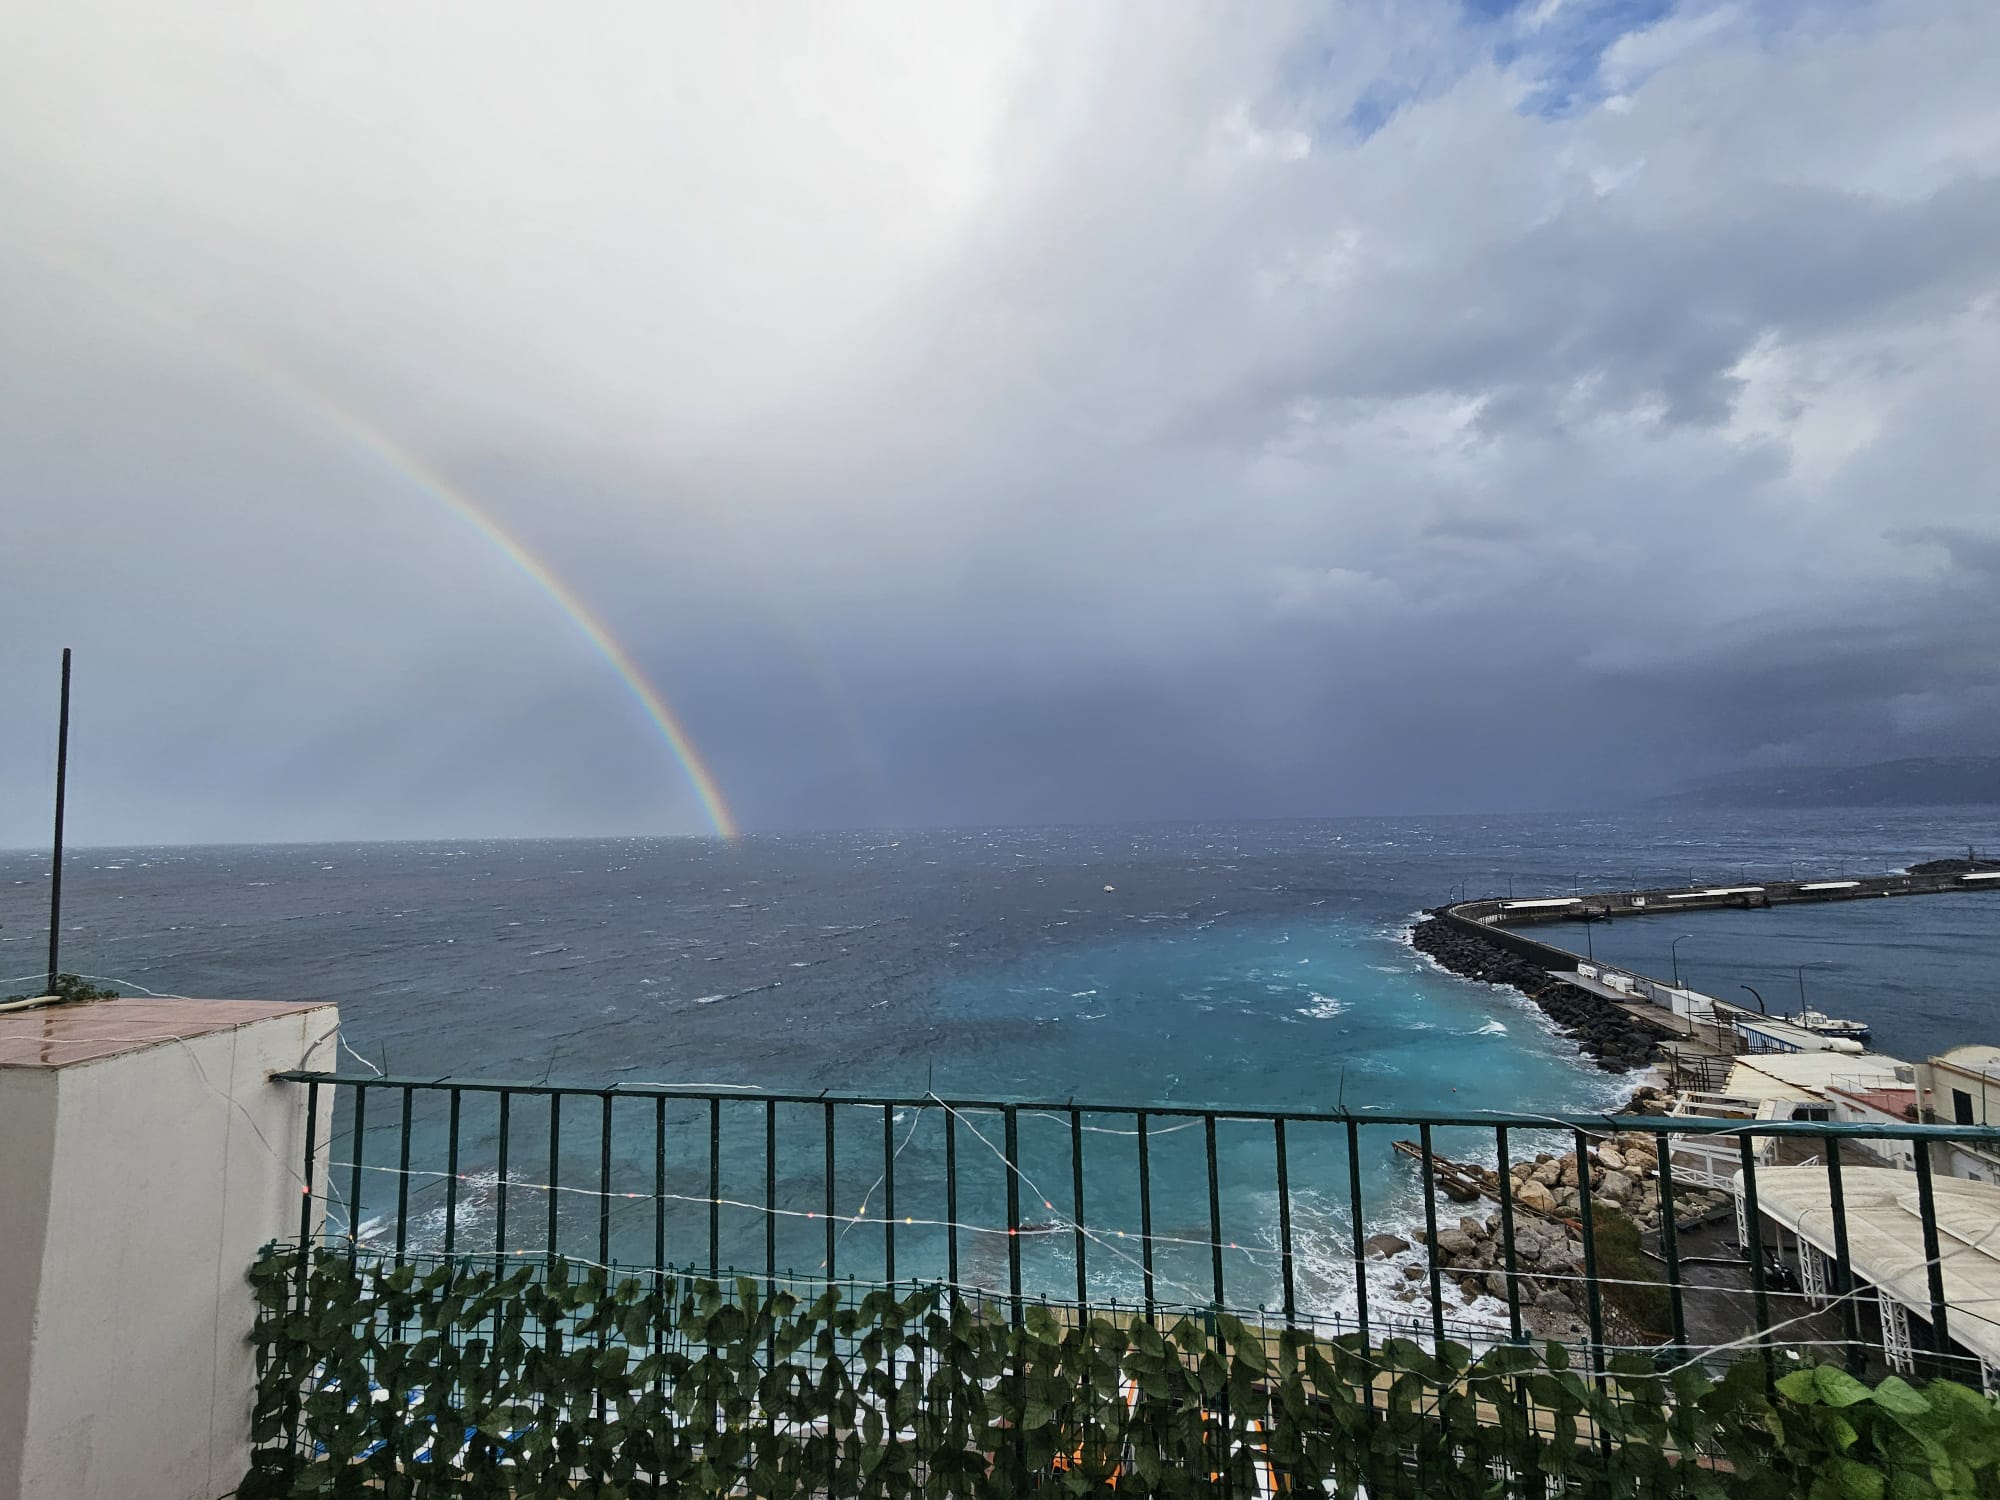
(1788, 1008, 1872, 1045)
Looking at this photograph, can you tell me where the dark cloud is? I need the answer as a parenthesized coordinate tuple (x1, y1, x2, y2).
(2, 0, 1996, 843)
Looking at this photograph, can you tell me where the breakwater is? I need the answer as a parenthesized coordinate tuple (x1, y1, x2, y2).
(1451, 861, 1999, 931)
(1408, 915, 1673, 1074)
(1408, 858, 1999, 1079)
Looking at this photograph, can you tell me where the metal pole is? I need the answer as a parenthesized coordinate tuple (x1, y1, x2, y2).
(1671, 933, 1692, 988)
(47, 648, 72, 994)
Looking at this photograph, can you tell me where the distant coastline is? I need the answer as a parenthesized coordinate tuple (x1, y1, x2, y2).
(1652, 755, 2000, 810)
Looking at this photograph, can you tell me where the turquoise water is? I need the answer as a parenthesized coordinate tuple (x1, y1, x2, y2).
(6, 807, 1993, 1318)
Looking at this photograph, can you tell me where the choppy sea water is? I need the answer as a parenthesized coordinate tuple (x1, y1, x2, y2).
(4, 808, 1994, 1320)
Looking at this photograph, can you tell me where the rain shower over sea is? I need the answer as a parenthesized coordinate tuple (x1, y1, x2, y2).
(4, 807, 1994, 1317)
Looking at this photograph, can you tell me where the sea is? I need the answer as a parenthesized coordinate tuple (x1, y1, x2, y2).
(4, 806, 1995, 1321)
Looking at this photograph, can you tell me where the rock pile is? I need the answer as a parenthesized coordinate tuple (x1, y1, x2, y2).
(1389, 1134, 1732, 1340)
(1407, 916, 1672, 1073)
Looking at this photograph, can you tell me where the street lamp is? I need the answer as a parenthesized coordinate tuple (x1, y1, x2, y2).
(1740, 984, 1767, 1015)
(1796, 963, 1812, 1014)
(1671, 933, 1694, 989)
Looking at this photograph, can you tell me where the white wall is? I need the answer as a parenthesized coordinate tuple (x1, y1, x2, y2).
(0, 1006, 335, 1500)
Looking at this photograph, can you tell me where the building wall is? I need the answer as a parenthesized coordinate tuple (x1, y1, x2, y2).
(0, 1070, 57, 1500)
(0, 1007, 335, 1500)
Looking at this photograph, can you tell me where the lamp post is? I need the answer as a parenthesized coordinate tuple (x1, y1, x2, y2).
(1740, 984, 1766, 1015)
(1796, 963, 1811, 1014)
(1671, 933, 1694, 989)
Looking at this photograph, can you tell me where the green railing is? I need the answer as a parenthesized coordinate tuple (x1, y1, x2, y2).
(249, 1076, 2000, 1494)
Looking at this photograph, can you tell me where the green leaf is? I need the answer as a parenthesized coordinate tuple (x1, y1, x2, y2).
(1871, 1375, 1933, 1419)
(1778, 1369, 1822, 1404)
(1814, 1366, 1877, 1408)
(1829, 1455, 1887, 1500)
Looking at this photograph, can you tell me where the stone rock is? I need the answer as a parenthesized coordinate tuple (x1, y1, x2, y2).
(1596, 1170, 1634, 1204)
(1459, 1277, 1484, 1303)
(1517, 1178, 1557, 1213)
(1558, 1156, 1580, 1188)
(1459, 1216, 1487, 1240)
(1596, 1146, 1626, 1172)
(1624, 1147, 1659, 1174)
(1532, 1160, 1562, 1188)
(1402, 1264, 1425, 1281)
(1537, 1289, 1576, 1316)
(1365, 1233, 1412, 1259)
(1433, 1229, 1478, 1259)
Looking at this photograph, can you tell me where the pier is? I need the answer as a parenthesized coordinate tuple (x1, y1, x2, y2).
(1427, 861, 1999, 1093)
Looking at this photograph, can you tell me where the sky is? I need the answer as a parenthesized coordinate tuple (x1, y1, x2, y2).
(2, 0, 1997, 845)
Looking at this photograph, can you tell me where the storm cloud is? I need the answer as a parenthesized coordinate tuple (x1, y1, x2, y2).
(2, 0, 1996, 843)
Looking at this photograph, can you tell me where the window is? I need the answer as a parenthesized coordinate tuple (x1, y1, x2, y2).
(1954, 1088, 1976, 1125)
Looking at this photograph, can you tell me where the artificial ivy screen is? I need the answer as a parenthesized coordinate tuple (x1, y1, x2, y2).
(243, 1245, 2000, 1499)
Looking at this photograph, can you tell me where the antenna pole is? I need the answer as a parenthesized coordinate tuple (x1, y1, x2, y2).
(47, 648, 72, 995)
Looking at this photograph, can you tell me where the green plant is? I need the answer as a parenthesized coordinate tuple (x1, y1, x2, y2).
(2, 973, 117, 1004)
(243, 1244, 2000, 1499)
(1590, 1206, 1674, 1338)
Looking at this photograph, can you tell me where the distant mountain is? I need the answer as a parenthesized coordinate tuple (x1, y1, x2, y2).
(1654, 756, 2000, 809)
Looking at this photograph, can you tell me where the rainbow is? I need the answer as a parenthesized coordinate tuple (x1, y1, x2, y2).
(293, 409, 742, 840)
(22, 245, 741, 838)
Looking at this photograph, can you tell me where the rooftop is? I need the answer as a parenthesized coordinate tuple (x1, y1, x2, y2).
(0, 996, 330, 1069)
(1934, 1045, 2000, 1075)
(1722, 1050, 1912, 1103)
(1750, 1165, 2000, 1367)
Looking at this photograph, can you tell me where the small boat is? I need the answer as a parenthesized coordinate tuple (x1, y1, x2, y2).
(1789, 1009, 1871, 1044)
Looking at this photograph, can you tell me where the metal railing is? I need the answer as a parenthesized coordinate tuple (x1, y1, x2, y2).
(277, 1072, 2000, 1388)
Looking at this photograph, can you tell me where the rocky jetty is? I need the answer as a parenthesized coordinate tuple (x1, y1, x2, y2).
(1388, 1134, 1732, 1343)
(1407, 915, 1672, 1073)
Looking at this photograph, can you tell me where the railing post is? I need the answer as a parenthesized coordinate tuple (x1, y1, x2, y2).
(1137, 1111, 1156, 1316)
(709, 1096, 722, 1274)
(944, 1104, 959, 1293)
(1653, 1125, 1688, 1357)
(1824, 1139, 1861, 1373)
(1070, 1107, 1088, 1304)
(1004, 1105, 1024, 1326)
(1738, 1132, 1774, 1382)
(445, 1087, 463, 1256)
(347, 1085, 368, 1259)
(1913, 1144, 1955, 1379)
(1493, 1125, 1523, 1343)
(1205, 1113, 1225, 1308)
(1418, 1123, 1445, 1347)
(495, 1090, 512, 1264)
(882, 1103, 897, 1284)
(395, 1086, 413, 1262)
(1344, 1116, 1371, 1362)
(1273, 1118, 1296, 1324)
(599, 1092, 614, 1269)
(547, 1093, 563, 1260)
(823, 1101, 837, 1280)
